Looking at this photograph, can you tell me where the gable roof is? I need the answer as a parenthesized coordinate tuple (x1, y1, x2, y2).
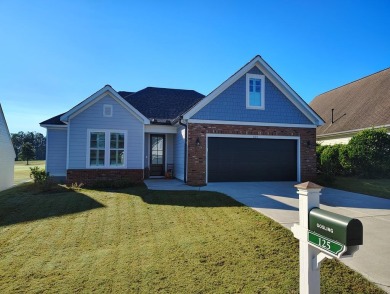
(41, 87, 204, 127)
(310, 67, 390, 136)
(119, 87, 204, 124)
(183, 55, 324, 126)
(0, 104, 16, 157)
(59, 85, 149, 124)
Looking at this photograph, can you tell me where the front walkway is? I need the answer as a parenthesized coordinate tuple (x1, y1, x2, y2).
(144, 179, 390, 293)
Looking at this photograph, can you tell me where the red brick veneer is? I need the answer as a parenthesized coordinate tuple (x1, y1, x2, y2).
(66, 169, 144, 186)
(187, 123, 317, 186)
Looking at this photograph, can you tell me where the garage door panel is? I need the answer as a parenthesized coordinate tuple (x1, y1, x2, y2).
(208, 137, 297, 182)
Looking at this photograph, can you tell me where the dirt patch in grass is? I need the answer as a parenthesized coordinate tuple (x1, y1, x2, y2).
(0, 185, 384, 293)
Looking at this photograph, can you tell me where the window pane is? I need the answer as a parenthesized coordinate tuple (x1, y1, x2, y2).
(98, 150, 105, 165)
(118, 134, 124, 148)
(110, 133, 117, 148)
(97, 133, 105, 148)
(90, 150, 97, 165)
(90, 133, 97, 148)
(110, 150, 124, 166)
(250, 92, 261, 107)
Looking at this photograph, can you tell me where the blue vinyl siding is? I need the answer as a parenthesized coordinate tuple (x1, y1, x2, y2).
(46, 128, 67, 176)
(192, 67, 312, 124)
(166, 134, 174, 166)
(68, 94, 144, 169)
(173, 126, 185, 181)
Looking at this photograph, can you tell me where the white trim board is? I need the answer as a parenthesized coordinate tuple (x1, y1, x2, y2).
(145, 124, 177, 134)
(183, 55, 324, 126)
(60, 85, 150, 124)
(205, 133, 301, 184)
(188, 119, 316, 129)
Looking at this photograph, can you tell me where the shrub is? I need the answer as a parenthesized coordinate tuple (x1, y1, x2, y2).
(320, 144, 343, 180)
(338, 144, 352, 175)
(30, 166, 54, 191)
(316, 143, 327, 173)
(30, 166, 49, 184)
(347, 128, 390, 178)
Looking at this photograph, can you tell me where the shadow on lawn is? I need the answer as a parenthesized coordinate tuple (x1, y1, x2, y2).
(135, 188, 246, 208)
(0, 184, 105, 227)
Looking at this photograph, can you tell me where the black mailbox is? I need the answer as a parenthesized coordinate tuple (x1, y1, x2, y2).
(309, 208, 363, 246)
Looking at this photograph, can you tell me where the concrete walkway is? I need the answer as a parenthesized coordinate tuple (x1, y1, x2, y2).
(145, 179, 390, 293)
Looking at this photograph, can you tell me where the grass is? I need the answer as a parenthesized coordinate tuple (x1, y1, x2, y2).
(316, 176, 390, 200)
(14, 160, 45, 185)
(0, 184, 384, 293)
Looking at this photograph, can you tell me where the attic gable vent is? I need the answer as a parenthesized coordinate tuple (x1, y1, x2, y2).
(103, 104, 113, 117)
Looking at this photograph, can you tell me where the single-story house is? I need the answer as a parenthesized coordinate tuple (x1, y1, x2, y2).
(310, 67, 390, 145)
(40, 55, 324, 186)
(0, 104, 16, 191)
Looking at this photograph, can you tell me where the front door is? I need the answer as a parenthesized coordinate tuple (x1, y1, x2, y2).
(150, 135, 165, 176)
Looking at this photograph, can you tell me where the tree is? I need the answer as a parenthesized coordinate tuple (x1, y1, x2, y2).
(19, 142, 35, 165)
(11, 131, 46, 160)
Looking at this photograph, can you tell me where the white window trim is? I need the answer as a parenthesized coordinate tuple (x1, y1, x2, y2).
(86, 129, 127, 169)
(246, 73, 265, 110)
(103, 104, 113, 117)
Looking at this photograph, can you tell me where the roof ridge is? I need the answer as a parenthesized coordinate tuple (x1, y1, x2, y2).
(315, 66, 390, 98)
(143, 86, 201, 92)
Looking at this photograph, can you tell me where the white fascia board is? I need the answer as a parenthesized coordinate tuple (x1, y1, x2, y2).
(144, 124, 177, 134)
(317, 124, 390, 138)
(183, 55, 324, 126)
(187, 119, 317, 129)
(40, 124, 67, 129)
(60, 86, 150, 124)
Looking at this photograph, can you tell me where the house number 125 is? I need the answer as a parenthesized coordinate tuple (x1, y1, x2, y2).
(318, 237, 331, 250)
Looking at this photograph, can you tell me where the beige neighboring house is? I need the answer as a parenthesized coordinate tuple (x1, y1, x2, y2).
(310, 67, 390, 145)
(0, 104, 16, 191)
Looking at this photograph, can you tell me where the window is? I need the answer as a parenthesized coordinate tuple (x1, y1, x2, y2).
(110, 133, 125, 166)
(246, 73, 265, 109)
(103, 104, 113, 117)
(90, 132, 105, 166)
(87, 130, 127, 168)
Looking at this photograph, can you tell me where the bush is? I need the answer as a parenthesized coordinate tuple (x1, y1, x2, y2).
(338, 144, 352, 175)
(316, 143, 327, 173)
(347, 128, 390, 178)
(30, 166, 49, 184)
(30, 166, 54, 191)
(320, 144, 343, 180)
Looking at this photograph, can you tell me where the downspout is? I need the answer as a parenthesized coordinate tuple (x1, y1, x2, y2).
(179, 116, 187, 183)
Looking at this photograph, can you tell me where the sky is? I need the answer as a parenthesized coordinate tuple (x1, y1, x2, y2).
(0, 0, 389, 134)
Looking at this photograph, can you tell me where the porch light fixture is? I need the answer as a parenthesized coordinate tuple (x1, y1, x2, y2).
(196, 137, 201, 146)
(307, 140, 311, 147)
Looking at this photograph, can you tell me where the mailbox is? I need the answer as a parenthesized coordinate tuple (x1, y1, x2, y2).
(309, 208, 363, 246)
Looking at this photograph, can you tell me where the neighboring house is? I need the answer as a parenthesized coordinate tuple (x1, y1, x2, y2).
(310, 67, 390, 145)
(0, 104, 16, 191)
(40, 55, 323, 186)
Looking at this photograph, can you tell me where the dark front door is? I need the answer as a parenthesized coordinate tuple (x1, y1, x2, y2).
(150, 135, 165, 176)
(208, 137, 297, 182)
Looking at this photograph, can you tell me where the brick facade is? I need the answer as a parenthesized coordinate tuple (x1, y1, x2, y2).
(66, 169, 144, 186)
(187, 123, 317, 186)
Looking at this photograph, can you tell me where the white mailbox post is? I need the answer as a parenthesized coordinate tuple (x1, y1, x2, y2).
(291, 182, 363, 294)
(291, 182, 328, 294)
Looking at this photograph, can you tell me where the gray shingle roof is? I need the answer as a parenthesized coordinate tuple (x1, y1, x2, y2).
(310, 67, 390, 136)
(41, 87, 204, 126)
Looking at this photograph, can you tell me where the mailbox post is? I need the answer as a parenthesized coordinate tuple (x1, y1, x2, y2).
(291, 182, 363, 294)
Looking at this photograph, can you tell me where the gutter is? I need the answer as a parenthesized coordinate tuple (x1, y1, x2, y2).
(179, 116, 187, 183)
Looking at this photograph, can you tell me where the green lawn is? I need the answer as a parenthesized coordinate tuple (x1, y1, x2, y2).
(0, 184, 383, 293)
(14, 160, 45, 185)
(316, 176, 390, 200)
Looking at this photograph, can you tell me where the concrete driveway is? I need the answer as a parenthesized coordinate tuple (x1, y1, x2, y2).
(145, 179, 390, 292)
